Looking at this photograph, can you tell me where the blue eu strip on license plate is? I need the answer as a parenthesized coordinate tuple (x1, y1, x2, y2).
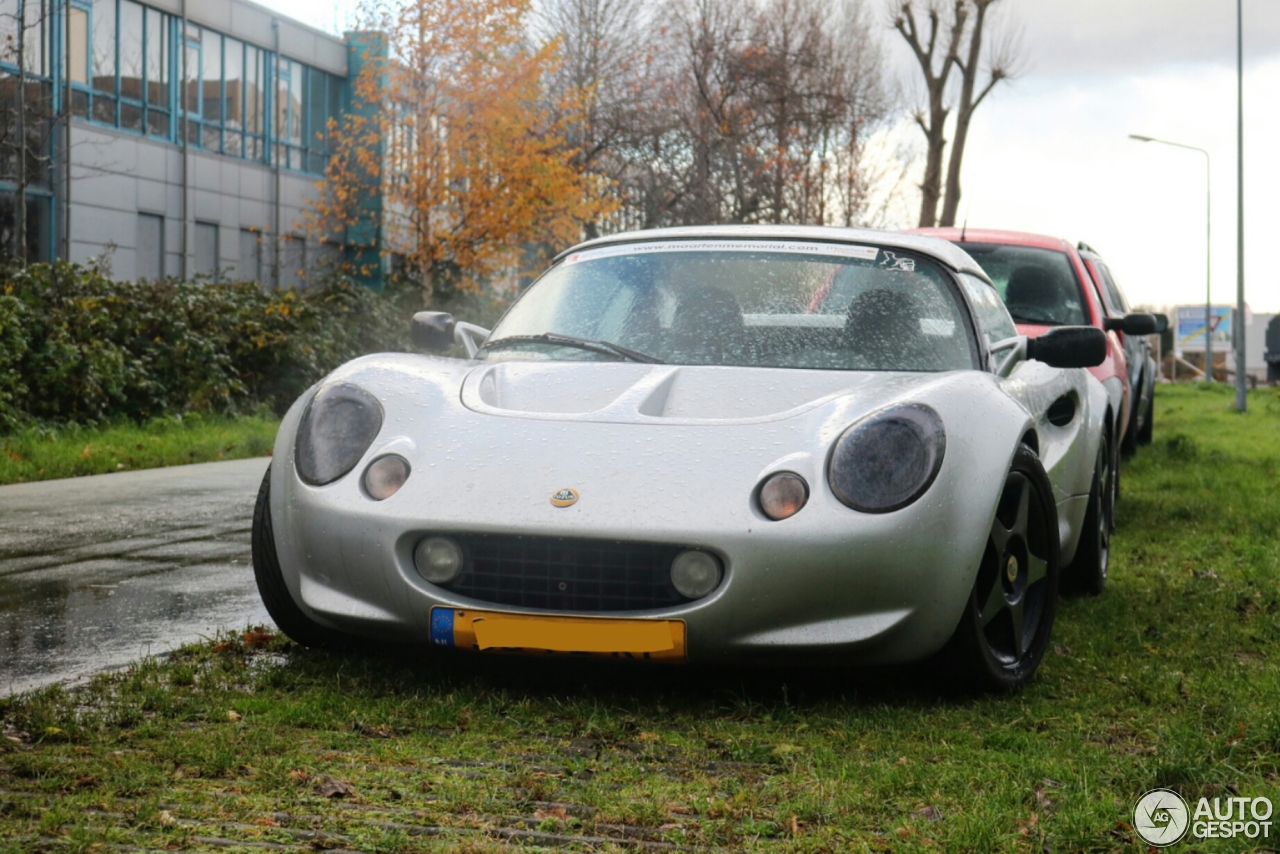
(430, 608, 455, 647)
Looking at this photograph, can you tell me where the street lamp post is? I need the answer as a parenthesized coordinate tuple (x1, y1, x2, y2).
(1129, 134, 1212, 381)
(1235, 0, 1247, 412)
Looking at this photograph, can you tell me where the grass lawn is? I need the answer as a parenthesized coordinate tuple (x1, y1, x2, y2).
(1, 383, 1277, 852)
(0, 414, 279, 485)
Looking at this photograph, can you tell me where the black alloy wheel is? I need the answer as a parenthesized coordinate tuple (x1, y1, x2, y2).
(1137, 388, 1154, 445)
(1062, 431, 1112, 596)
(941, 445, 1061, 691)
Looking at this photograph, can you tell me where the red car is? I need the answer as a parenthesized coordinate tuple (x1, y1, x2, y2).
(911, 228, 1156, 595)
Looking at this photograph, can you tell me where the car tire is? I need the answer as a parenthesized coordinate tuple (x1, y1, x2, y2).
(1137, 388, 1154, 445)
(1120, 384, 1140, 458)
(939, 445, 1061, 692)
(252, 466, 347, 649)
(1060, 432, 1112, 596)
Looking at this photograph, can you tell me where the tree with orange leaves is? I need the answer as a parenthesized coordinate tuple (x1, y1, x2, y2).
(307, 0, 616, 297)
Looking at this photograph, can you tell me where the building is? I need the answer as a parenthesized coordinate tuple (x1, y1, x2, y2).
(0, 0, 384, 286)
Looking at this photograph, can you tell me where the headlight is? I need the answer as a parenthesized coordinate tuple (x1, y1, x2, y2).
(828, 404, 945, 513)
(295, 383, 384, 486)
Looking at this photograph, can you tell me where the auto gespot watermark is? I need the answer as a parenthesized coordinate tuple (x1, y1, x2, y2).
(1133, 788, 1274, 847)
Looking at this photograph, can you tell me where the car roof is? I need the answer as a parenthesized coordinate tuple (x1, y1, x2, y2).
(555, 224, 993, 282)
(909, 227, 1077, 255)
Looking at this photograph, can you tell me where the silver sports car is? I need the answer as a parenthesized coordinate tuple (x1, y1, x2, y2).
(253, 225, 1112, 690)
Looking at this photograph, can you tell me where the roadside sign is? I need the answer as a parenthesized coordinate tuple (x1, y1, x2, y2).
(1176, 306, 1233, 353)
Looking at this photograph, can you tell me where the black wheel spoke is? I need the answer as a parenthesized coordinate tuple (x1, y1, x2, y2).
(1013, 478, 1032, 536)
(1008, 596, 1027, 654)
(979, 577, 1007, 627)
(1026, 553, 1048, 585)
(990, 519, 1013, 555)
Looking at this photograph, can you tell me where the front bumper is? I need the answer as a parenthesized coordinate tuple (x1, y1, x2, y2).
(272, 440, 999, 667)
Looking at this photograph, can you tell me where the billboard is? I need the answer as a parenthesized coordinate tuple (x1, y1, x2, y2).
(1176, 306, 1233, 353)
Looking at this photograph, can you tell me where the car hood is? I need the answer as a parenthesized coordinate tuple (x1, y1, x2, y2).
(459, 360, 947, 425)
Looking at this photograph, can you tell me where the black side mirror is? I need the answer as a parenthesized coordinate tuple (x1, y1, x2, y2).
(1103, 312, 1158, 335)
(1027, 326, 1107, 369)
(411, 311, 456, 352)
(1152, 313, 1170, 334)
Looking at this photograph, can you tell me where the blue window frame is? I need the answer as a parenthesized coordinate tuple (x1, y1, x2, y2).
(63, 1, 339, 172)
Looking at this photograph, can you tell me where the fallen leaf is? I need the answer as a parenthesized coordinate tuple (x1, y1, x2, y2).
(638, 731, 659, 741)
(314, 775, 356, 798)
(534, 807, 568, 820)
(287, 769, 309, 783)
(226, 710, 242, 723)
(789, 814, 800, 836)
(242, 626, 275, 648)
(355, 723, 391, 738)
(81, 444, 92, 458)
(158, 810, 176, 826)
(910, 805, 943, 823)
(895, 756, 909, 766)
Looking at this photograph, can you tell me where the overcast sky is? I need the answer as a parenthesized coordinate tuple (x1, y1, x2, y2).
(260, 0, 1279, 312)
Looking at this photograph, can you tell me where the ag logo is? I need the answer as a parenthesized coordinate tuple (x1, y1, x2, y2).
(550, 488, 580, 507)
(1134, 788, 1190, 847)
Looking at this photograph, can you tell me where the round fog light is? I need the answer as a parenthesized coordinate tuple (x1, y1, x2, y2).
(414, 537, 464, 584)
(671, 550, 722, 599)
(364, 455, 410, 500)
(759, 472, 808, 520)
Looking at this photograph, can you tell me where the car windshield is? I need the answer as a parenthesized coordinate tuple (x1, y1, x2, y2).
(958, 243, 1088, 327)
(481, 240, 976, 372)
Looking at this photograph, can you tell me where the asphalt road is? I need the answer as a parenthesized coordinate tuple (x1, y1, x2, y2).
(0, 458, 273, 696)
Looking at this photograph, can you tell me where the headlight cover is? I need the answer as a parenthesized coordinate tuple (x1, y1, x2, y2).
(295, 383, 384, 486)
(828, 404, 946, 513)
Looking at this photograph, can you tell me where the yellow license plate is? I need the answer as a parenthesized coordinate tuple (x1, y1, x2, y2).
(430, 607, 686, 662)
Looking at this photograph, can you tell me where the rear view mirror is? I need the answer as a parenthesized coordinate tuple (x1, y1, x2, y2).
(1104, 312, 1158, 335)
(1152, 313, 1170, 334)
(1027, 326, 1107, 369)
(411, 311, 456, 352)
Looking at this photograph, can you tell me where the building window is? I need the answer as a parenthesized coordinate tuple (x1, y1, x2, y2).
(276, 58, 341, 174)
(194, 221, 218, 279)
(237, 228, 261, 283)
(182, 27, 267, 161)
(65, 3, 338, 171)
(136, 213, 163, 280)
(0, 193, 51, 262)
(72, 0, 173, 134)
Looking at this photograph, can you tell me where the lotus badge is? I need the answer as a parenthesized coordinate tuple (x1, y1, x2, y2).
(550, 488, 580, 507)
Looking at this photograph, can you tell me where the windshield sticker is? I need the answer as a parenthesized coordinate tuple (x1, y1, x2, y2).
(562, 241, 880, 265)
(878, 251, 916, 273)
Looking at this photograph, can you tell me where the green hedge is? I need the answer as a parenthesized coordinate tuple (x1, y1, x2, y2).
(0, 262, 414, 431)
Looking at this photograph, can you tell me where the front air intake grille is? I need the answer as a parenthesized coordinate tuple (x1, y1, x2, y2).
(441, 535, 690, 612)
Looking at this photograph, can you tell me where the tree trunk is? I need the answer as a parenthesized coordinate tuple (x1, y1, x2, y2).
(917, 103, 946, 228)
(939, 0, 991, 227)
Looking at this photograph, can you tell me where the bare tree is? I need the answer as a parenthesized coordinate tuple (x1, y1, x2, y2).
(892, 0, 1019, 228)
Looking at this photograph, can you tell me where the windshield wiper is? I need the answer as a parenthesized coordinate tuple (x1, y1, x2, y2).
(480, 332, 664, 364)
